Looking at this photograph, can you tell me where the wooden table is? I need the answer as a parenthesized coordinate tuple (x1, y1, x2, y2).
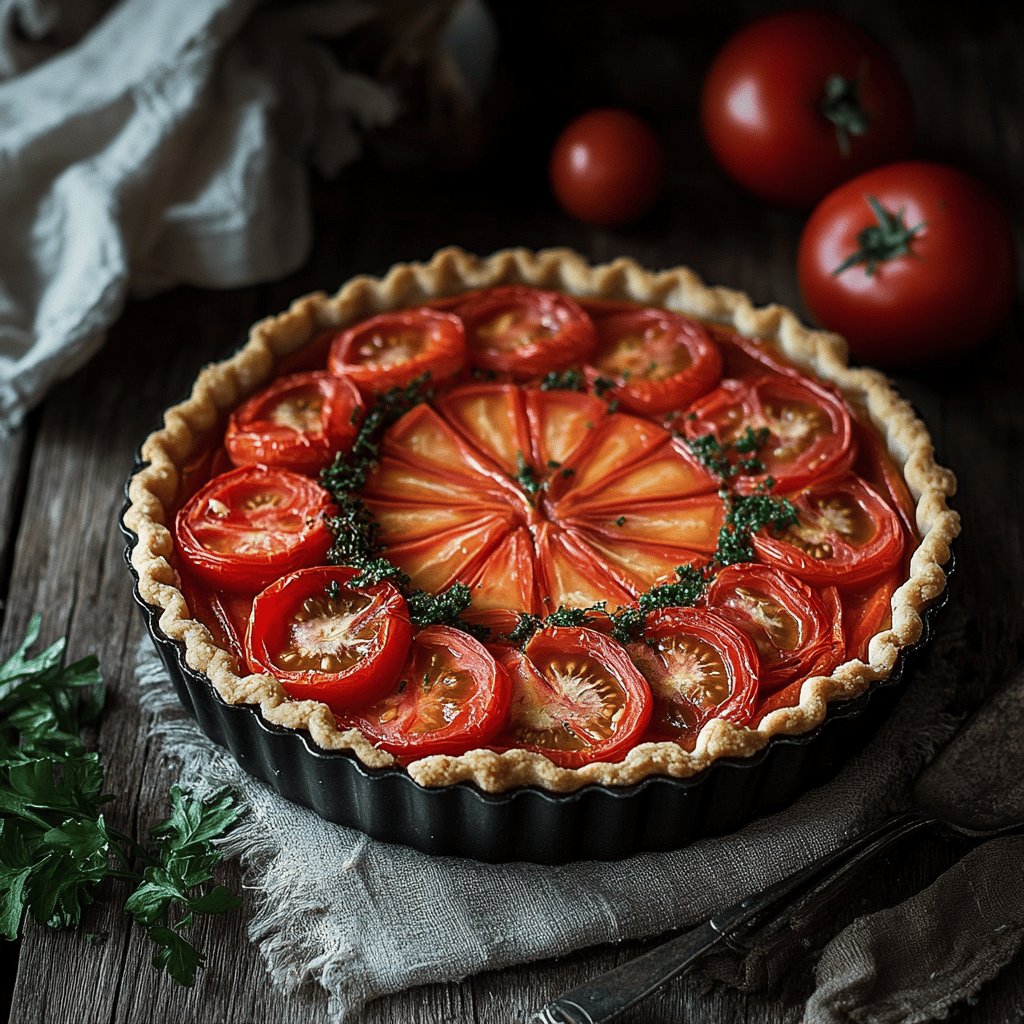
(3, 2, 1023, 1021)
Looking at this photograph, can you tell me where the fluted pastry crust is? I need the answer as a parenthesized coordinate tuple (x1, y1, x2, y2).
(124, 247, 959, 793)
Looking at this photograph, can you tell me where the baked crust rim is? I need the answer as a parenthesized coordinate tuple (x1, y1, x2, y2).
(123, 246, 960, 794)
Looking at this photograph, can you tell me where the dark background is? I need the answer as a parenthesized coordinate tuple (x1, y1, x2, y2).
(1, 0, 1022, 1021)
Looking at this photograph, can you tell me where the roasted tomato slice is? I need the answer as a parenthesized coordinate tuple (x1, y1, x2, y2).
(684, 374, 854, 494)
(328, 308, 466, 395)
(175, 466, 335, 592)
(586, 309, 722, 416)
(224, 372, 363, 475)
(345, 625, 512, 759)
(628, 607, 759, 748)
(705, 322, 803, 381)
(492, 626, 652, 767)
(244, 566, 411, 713)
(841, 566, 900, 662)
(754, 474, 904, 587)
(456, 286, 596, 378)
(706, 563, 843, 693)
(179, 571, 254, 665)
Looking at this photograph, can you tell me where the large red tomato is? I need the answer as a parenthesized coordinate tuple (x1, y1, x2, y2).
(798, 162, 1015, 365)
(701, 12, 913, 207)
(549, 109, 665, 226)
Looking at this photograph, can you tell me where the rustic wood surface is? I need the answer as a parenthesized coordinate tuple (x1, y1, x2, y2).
(2, 2, 1023, 1021)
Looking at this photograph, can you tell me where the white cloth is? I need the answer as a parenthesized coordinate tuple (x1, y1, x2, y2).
(136, 607, 1024, 1023)
(0, 0, 397, 429)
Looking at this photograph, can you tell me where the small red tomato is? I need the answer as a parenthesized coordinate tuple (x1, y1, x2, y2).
(798, 162, 1015, 365)
(701, 12, 913, 207)
(549, 109, 665, 226)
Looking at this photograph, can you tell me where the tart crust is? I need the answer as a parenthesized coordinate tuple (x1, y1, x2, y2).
(124, 247, 959, 793)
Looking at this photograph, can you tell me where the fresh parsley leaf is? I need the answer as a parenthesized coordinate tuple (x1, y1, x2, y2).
(0, 620, 243, 987)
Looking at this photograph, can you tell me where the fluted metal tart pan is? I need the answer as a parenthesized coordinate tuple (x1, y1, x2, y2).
(121, 476, 952, 863)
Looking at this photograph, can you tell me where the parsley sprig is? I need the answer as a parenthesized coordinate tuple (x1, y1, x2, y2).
(0, 618, 243, 986)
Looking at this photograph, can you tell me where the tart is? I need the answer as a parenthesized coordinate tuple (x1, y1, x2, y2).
(124, 247, 958, 797)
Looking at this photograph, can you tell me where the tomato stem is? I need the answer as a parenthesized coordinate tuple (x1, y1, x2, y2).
(833, 195, 924, 277)
(821, 73, 870, 157)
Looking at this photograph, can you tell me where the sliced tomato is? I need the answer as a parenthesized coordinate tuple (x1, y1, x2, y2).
(522, 387, 609, 471)
(175, 466, 335, 592)
(533, 523, 634, 612)
(565, 496, 723, 553)
(556, 412, 669, 496)
(378, 402, 521, 504)
(754, 474, 904, 587)
(850, 410, 918, 541)
(628, 607, 759, 748)
(571, 531, 706, 593)
(556, 429, 717, 515)
(225, 372, 363, 475)
(456, 286, 596, 378)
(462, 527, 542, 619)
(328, 308, 466, 395)
(244, 566, 411, 713)
(492, 626, 652, 767)
(345, 625, 512, 760)
(587, 309, 723, 415)
(382, 513, 512, 593)
(684, 374, 854, 494)
(179, 571, 253, 665)
(433, 383, 533, 478)
(841, 567, 900, 662)
(704, 322, 803, 381)
(706, 563, 843, 693)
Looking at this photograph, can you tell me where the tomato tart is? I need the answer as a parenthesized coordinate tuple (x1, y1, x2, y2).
(123, 248, 958, 800)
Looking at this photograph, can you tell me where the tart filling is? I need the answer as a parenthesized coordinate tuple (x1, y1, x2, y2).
(124, 247, 958, 793)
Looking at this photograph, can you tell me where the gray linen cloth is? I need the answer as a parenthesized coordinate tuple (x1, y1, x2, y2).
(0, 0, 397, 430)
(135, 606, 1024, 1023)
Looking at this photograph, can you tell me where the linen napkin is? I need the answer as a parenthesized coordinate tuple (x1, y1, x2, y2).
(134, 605, 1024, 1023)
(0, 0, 398, 430)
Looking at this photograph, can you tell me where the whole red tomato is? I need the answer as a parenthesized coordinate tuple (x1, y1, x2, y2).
(549, 109, 665, 226)
(701, 12, 913, 207)
(798, 162, 1015, 365)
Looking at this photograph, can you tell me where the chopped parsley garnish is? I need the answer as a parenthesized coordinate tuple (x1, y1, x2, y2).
(540, 369, 585, 392)
(515, 452, 543, 497)
(614, 515, 626, 527)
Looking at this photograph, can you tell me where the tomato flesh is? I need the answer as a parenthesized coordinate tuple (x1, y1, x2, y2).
(754, 474, 903, 586)
(345, 625, 512, 760)
(706, 563, 843, 692)
(493, 626, 652, 767)
(245, 566, 411, 713)
(175, 466, 335, 592)
(328, 309, 466, 394)
(457, 287, 596, 378)
(685, 375, 853, 494)
(629, 608, 759, 748)
(225, 372, 363, 475)
(588, 309, 722, 415)
(365, 384, 724, 612)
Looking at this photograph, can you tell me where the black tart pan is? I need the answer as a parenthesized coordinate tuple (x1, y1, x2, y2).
(120, 465, 952, 864)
